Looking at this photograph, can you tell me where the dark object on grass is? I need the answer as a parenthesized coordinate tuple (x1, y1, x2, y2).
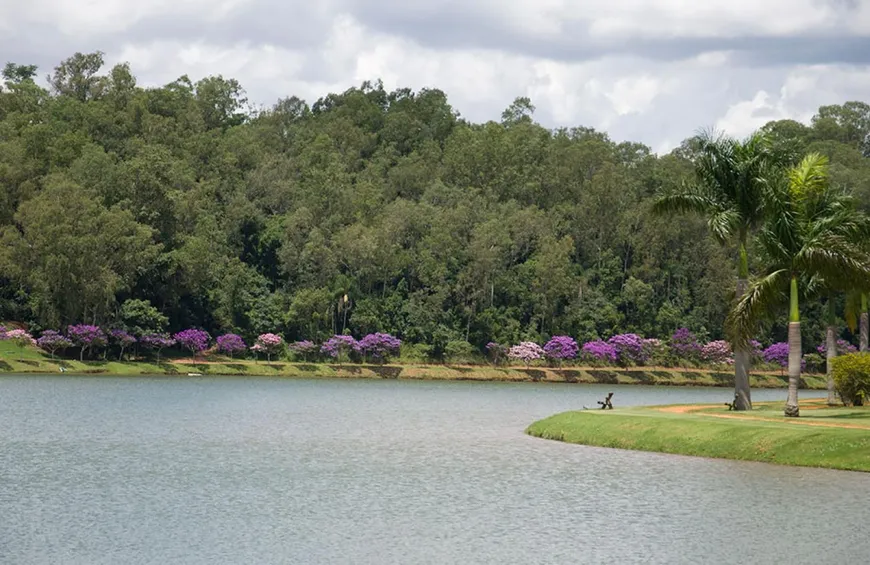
(725, 393, 739, 411)
(597, 392, 614, 409)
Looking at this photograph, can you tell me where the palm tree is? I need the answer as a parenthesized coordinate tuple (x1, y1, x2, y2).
(729, 153, 870, 417)
(653, 129, 785, 410)
(862, 294, 869, 352)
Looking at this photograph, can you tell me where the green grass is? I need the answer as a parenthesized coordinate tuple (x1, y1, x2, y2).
(526, 400, 870, 472)
(0, 341, 827, 389)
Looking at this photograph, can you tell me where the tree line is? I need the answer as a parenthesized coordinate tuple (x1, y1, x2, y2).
(2, 52, 870, 370)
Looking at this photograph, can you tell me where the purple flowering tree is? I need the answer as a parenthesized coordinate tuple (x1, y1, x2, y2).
(580, 340, 618, 364)
(110, 329, 137, 361)
(701, 340, 733, 366)
(607, 333, 648, 366)
(670, 328, 701, 362)
(140, 333, 176, 363)
(255, 333, 284, 363)
(817, 340, 858, 355)
(216, 333, 247, 358)
(358, 333, 402, 363)
(0, 325, 6, 339)
(543, 336, 578, 366)
(321, 335, 359, 365)
(485, 342, 509, 365)
(37, 330, 73, 359)
(762, 342, 808, 375)
(507, 341, 544, 367)
(67, 325, 107, 361)
(173, 329, 211, 365)
(289, 340, 318, 361)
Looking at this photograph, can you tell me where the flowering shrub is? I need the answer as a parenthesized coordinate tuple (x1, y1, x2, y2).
(358, 333, 402, 362)
(543, 336, 578, 363)
(817, 340, 858, 355)
(0, 325, 6, 339)
(581, 340, 618, 363)
(110, 329, 137, 360)
(748, 340, 764, 359)
(670, 328, 701, 361)
(37, 330, 73, 358)
(216, 333, 247, 358)
(508, 341, 544, 365)
(255, 333, 284, 362)
(289, 340, 318, 361)
(67, 325, 107, 361)
(173, 329, 211, 362)
(486, 342, 509, 365)
(701, 340, 733, 365)
(607, 333, 647, 365)
(321, 335, 359, 363)
(141, 333, 175, 362)
(762, 342, 789, 367)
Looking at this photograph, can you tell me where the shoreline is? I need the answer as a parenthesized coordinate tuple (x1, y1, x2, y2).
(0, 355, 827, 389)
(526, 399, 870, 472)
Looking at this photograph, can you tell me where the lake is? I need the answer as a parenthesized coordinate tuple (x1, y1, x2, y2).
(0, 375, 865, 564)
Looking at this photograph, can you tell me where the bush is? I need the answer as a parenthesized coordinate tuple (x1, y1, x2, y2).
(445, 340, 479, 364)
(831, 353, 870, 406)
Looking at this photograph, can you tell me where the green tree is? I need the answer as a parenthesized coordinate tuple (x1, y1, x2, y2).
(729, 153, 870, 417)
(653, 130, 784, 410)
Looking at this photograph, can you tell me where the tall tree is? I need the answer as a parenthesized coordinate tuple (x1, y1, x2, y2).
(729, 153, 870, 416)
(653, 130, 783, 410)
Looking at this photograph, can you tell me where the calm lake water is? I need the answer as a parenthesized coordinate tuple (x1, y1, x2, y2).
(0, 375, 864, 564)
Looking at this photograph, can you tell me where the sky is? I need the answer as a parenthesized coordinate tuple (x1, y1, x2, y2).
(2, 0, 869, 152)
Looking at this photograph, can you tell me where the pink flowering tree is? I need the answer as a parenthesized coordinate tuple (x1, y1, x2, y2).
(173, 329, 211, 365)
(67, 325, 107, 361)
(508, 341, 544, 367)
(701, 340, 733, 366)
(5, 328, 36, 348)
(255, 333, 284, 363)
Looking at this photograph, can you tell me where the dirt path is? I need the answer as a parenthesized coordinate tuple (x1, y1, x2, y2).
(654, 403, 870, 430)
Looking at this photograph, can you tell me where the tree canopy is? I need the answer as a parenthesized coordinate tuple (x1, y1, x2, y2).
(2, 52, 869, 358)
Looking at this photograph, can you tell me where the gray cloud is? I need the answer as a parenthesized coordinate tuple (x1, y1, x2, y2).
(1, 0, 869, 151)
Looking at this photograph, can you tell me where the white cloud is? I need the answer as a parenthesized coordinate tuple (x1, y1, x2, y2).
(2, 0, 868, 153)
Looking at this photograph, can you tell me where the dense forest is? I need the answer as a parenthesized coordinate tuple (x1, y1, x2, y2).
(1, 51, 869, 360)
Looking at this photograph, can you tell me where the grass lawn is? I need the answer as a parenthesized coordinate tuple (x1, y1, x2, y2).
(526, 398, 870, 472)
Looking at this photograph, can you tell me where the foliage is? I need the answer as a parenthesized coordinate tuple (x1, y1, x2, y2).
(831, 353, 870, 405)
(1, 53, 869, 354)
(580, 340, 618, 363)
(485, 342, 509, 365)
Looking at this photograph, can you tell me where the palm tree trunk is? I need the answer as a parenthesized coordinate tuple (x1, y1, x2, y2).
(860, 294, 869, 352)
(733, 244, 752, 410)
(825, 325, 837, 406)
(784, 277, 801, 418)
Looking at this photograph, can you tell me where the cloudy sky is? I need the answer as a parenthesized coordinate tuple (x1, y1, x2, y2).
(2, 0, 869, 152)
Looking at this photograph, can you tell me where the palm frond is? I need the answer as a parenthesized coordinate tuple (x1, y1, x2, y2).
(788, 152, 829, 203)
(727, 269, 789, 347)
(651, 183, 720, 216)
(794, 241, 870, 293)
